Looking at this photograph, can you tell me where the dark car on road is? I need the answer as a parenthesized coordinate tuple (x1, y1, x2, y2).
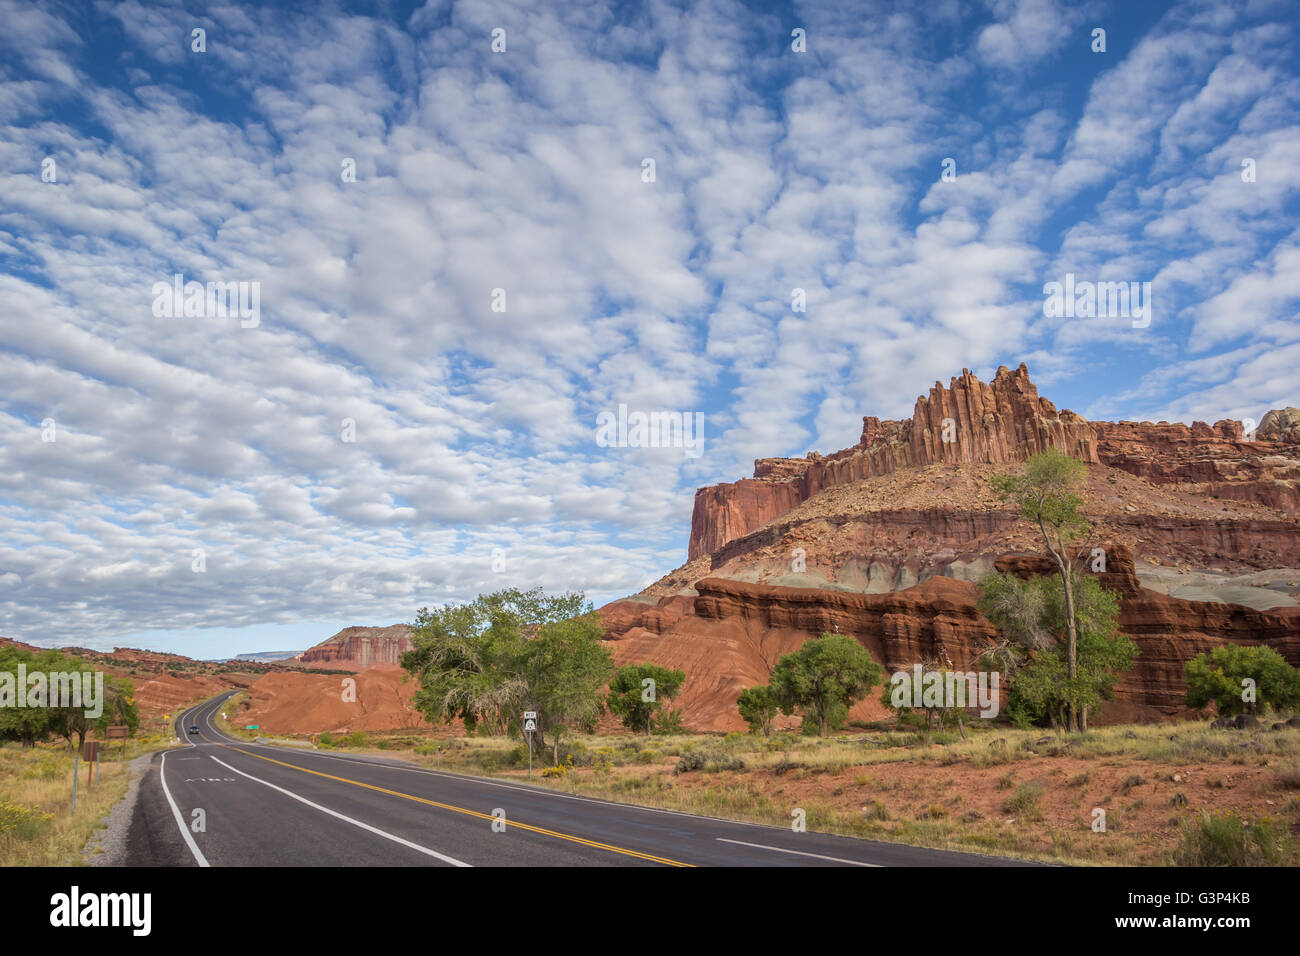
(188, 725, 199, 734)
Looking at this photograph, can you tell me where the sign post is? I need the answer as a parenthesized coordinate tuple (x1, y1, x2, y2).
(523, 711, 537, 778)
(82, 741, 100, 789)
(106, 724, 128, 761)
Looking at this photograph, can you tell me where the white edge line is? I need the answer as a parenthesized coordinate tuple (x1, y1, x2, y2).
(159, 748, 210, 867)
(207, 754, 471, 867)
(715, 837, 882, 867)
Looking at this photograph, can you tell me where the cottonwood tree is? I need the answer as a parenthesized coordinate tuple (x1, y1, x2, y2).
(402, 588, 612, 762)
(979, 572, 1137, 731)
(991, 449, 1090, 731)
(606, 663, 685, 736)
(737, 685, 779, 735)
(769, 633, 882, 736)
(1184, 645, 1300, 717)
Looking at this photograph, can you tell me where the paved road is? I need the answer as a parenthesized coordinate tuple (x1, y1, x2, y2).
(123, 693, 1037, 866)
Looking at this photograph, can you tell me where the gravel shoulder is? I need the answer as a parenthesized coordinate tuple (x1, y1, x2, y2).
(82, 751, 158, 867)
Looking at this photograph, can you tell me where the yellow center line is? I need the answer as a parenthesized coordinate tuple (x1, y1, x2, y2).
(221, 743, 694, 867)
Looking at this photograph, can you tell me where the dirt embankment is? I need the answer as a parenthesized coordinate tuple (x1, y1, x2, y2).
(231, 663, 434, 734)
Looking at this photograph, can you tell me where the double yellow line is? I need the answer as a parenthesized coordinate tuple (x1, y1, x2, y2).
(224, 744, 693, 867)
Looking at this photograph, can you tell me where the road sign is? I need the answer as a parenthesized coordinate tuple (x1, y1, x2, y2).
(523, 711, 537, 720)
(245, 725, 259, 730)
(105, 725, 128, 740)
(523, 719, 537, 732)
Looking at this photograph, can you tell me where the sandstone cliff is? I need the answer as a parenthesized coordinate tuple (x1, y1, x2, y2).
(609, 363, 1300, 730)
(690, 364, 1300, 560)
(690, 364, 1100, 559)
(297, 625, 414, 670)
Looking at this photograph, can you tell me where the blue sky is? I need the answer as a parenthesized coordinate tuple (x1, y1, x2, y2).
(1, 0, 1297, 657)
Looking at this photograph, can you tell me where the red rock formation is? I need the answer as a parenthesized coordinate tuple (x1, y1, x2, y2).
(601, 547, 1300, 730)
(616, 363, 1300, 730)
(1093, 420, 1300, 513)
(297, 625, 413, 670)
(689, 364, 1300, 559)
(690, 364, 1100, 559)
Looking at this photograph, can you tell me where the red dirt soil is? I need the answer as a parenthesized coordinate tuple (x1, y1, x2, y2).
(233, 663, 433, 735)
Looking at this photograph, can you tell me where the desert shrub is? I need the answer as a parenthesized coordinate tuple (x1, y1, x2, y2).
(760, 733, 799, 753)
(675, 746, 746, 774)
(636, 749, 661, 764)
(1120, 774, 1147, 792)
(772, 756, 806, 776)
(0, 800, 54, 840)
(541, 757, 573, 779)
(864, 800, 890, 821)
(20, 755, 66, 782)
(342, 730, 367, 748)
(1003, 781, 1045, 818)
(1274, 764, 1300, 789)
(652, 708, 686, 735)
(1174, 812, 1293, 866)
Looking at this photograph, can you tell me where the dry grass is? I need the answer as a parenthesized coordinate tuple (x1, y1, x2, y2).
(0, 733, 178, 866)
(347, 715, 1300, 866)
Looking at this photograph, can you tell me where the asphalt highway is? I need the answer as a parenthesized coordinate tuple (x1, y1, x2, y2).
(122, 693, 1038, 867)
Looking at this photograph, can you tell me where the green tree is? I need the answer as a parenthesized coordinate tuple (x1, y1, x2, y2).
(736, 685, 779, 735)
(990, 449, 1090, 731)
(402, 588, 613, 762)
(606, 663, 685, 736)
(523, 615, 616, 761)
(978, 571, 1137, 730)
(1184, 645, 1300, 717)
(0, 645, 55, 747)
(92, 676, 140, 746)
(769, 633, 882, 736)
(880, 660, 973, 739)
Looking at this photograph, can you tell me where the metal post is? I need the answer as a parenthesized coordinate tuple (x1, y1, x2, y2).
(71, 753, 79, 812)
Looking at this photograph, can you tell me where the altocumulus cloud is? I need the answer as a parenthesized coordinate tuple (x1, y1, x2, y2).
(0, 0, 1297, 650)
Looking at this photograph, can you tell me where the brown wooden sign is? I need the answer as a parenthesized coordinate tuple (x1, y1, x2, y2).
(82, 741, 100, 761)
(105, 725, 129, 740)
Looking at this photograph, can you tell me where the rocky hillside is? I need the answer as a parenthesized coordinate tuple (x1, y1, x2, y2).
(603, 364, 1300, 731)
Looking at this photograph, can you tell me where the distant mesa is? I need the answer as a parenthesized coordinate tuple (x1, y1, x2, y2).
(230, 650, 304, 663)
